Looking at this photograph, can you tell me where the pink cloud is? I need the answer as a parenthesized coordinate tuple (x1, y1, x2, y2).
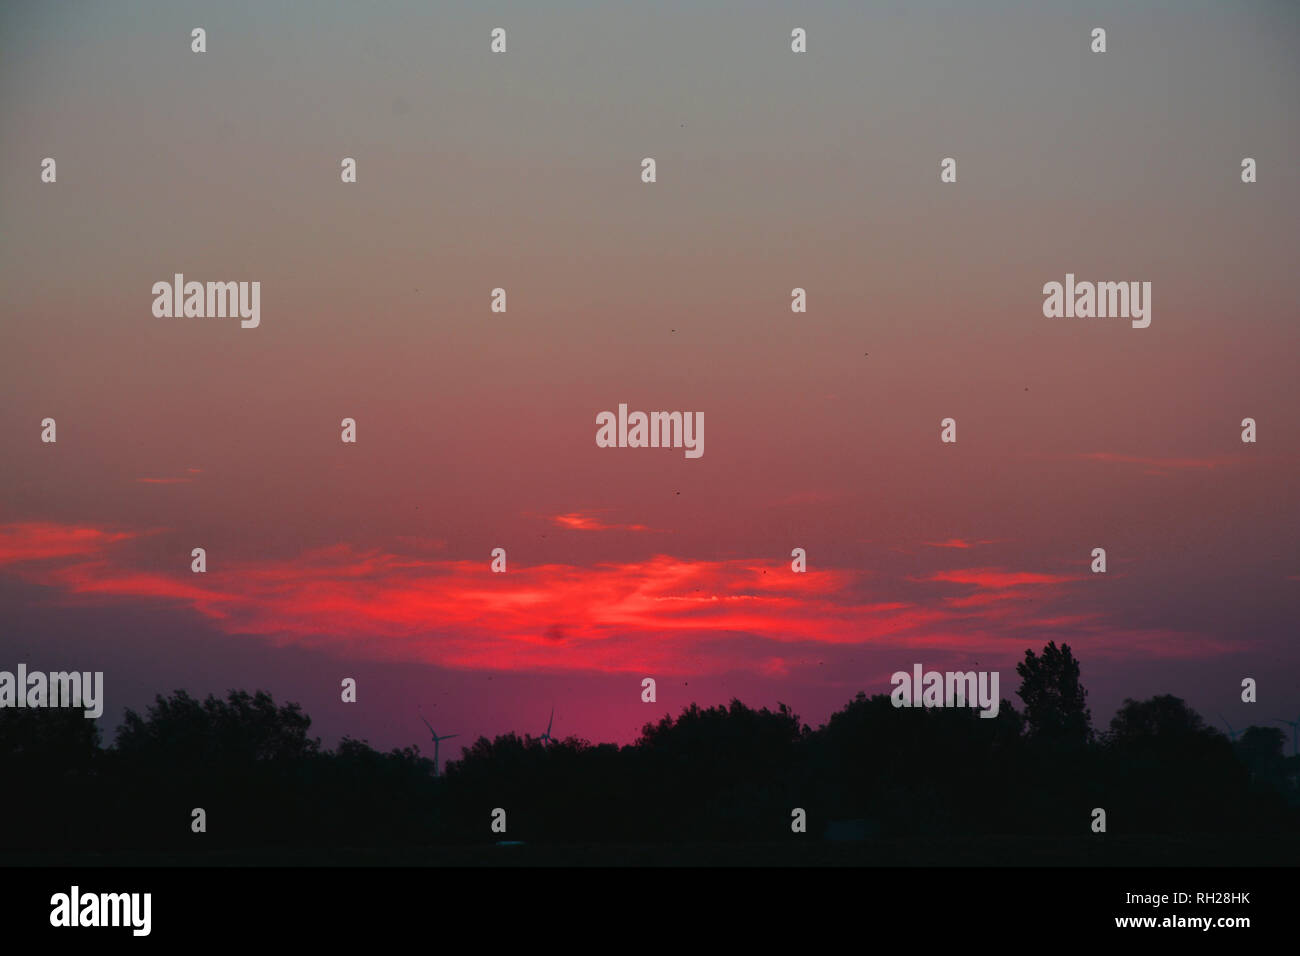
(0, 522, 144, 565)
(551, 511, 652, 532)
(921, 568, 1081, 589)
(0, 522, 1230, 676)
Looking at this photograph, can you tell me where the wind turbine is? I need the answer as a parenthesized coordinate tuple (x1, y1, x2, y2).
(1217, 712, 1240, 742)
(419, 715, 458, 777)
(1273, 715, 1300, 757)
(538, 706, 556, 746)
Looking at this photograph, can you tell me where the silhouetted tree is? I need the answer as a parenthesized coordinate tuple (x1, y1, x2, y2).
(1016, 641, 1092, 749)
(0, 707, 102, 848)
(115, 689, 319, 764)
(632, 700, 808, 840)
(0, 705, 100, 766)
(109, 689, 321, 849)
(1101, 695, 1246, 832)
(813, 692, 1025, 835)
(2, 654, 1296, 857)
(305, 737, 440, 845)
(1236, 725, 1287, 793)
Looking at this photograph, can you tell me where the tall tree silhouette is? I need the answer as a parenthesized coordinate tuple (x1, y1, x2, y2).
(1016, 641, 1092, 749)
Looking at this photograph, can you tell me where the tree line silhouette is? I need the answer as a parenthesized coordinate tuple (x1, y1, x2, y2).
(1, 642, 1296, 852)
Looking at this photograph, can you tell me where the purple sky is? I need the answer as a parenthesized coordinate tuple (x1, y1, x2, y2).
(1, 0, 1297, 756)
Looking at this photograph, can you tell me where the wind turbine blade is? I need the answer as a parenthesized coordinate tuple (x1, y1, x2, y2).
(547, 706, 554, 735)
(442, 734, 458, 740)
(420, 716, 435, 734)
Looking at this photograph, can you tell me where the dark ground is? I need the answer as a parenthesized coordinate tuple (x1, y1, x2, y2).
(4, 833, 1298, 866)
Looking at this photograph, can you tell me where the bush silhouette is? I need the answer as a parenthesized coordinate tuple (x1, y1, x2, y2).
(1, 645, 1295, 854)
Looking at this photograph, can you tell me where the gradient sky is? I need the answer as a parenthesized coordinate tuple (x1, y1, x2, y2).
(1, 0, 1297, 757)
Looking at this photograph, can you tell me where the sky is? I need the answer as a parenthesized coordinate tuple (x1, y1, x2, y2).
(1, 0, 1297, 757)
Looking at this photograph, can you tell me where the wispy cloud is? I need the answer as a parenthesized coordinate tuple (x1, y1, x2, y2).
(0, 522, 1232, 675)
(921, 568, 1081, 589)
(551, 511, 652, 532)
(914, 566, 1087, 612)
(0, 522, 144, 565)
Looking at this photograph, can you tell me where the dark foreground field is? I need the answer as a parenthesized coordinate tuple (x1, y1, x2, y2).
(5, 833, 1299, 867)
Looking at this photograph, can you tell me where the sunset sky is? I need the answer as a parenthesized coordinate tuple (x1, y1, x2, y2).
(1, 1, 1297, 756)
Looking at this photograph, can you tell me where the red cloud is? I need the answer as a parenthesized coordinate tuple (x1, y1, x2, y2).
(0, 522, 1226, 674)
(921, 538, 999, 549)
(922, 568, 1080, 589)
(0, 523, 143, 565)
(551, 512, 651, 532)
